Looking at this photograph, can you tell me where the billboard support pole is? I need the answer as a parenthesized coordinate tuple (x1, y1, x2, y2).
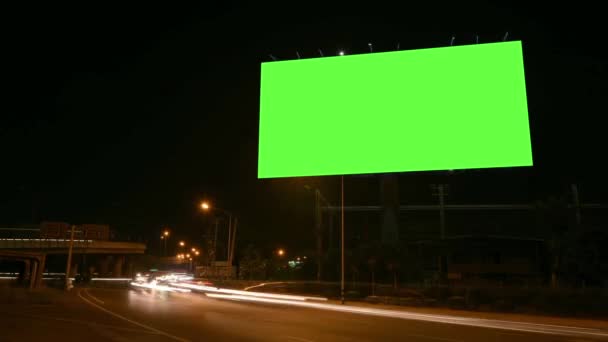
(341, 175, 345, 305)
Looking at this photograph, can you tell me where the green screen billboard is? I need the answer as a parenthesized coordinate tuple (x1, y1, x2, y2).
(258, 41, 532, 178)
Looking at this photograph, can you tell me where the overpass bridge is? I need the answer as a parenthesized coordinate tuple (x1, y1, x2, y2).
(0, 238, 146, 254)
(0, 236, 146, 288)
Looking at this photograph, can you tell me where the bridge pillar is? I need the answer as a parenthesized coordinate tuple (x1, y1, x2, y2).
(126, 257, 134, 277)
(87, 264, 96, 278)
(21, 260, 31, 286)
(29, 260, 38, 289)
(113, 256, 124, 277)
(69, 262, 78, 278)
(35, 254, 46, 288)
(99, 256, 111, 276)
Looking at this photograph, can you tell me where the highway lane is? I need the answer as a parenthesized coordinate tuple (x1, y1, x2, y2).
(80, 287, 608, 341)
(0, 287, 164, 342)
(2, 286, 607, 341)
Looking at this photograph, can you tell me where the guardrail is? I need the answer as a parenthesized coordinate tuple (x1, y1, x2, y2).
(0, 238, 93, 249)
(0, 238, 146, 253)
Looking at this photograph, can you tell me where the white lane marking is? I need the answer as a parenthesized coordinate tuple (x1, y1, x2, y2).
(2, 311, 158, 335)
(205, 294, 608, 339)
(78, 289, 190, 342)
(84, 289, 105, 304)
(244, 282, 287, 291)
(283, 336, 316, 342)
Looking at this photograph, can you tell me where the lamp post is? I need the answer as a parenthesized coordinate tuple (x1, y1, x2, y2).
(179, 241, 185, 256)
(162, 230, 169, 256)
(200, 201, 237, 265)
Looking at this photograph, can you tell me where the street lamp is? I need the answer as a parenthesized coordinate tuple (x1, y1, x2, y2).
(200, 200, 237, 265)
(277, 248, 285, 257)
(161, 229, 170, 256)
(178, 241, 186, 257)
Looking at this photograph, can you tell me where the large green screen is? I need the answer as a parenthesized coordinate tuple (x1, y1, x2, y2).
(258, 41, 532, 178)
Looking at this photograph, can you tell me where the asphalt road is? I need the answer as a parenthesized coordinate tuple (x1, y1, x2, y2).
(1, 287, 606, 342)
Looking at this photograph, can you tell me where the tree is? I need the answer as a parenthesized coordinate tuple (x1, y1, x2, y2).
(238, 244, 268, 280)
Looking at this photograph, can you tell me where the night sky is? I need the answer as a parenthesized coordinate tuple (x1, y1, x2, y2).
(2, 3, 607, 251)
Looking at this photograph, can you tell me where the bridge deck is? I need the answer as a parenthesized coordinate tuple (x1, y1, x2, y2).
(0, 238, 146, 254)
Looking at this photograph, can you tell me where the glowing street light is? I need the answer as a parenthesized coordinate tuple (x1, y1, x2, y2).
(200, 200, 237, 265)
(277, 248, 285, 257)
(191, 247, 196, 252)
(195, 251, 200, 256)
(160, 229, 170, 256)
(179, 241, 185, 247)
(338, 50, 345, 56)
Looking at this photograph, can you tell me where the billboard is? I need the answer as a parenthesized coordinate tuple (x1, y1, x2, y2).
(258, 41, 532, 178)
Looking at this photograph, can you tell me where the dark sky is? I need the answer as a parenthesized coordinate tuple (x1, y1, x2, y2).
(2, 3, 607, 250)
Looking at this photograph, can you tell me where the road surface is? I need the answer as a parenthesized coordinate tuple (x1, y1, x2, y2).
(1, 286, 606, 341)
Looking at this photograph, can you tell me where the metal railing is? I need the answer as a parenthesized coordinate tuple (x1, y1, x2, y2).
(0, 238, 93, 249)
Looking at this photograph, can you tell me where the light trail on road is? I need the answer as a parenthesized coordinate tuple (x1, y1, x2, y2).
(130, 281, 191, 293)
(170, 282, 327, 302)
(204, 293, 608, 339)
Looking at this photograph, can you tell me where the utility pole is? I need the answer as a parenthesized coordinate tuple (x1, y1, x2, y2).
(213, 219, 219, 265)
(431, 184, 449, 284)
(431, 184, 449, 239)
(341, 175, 345, 305)
(64, 225, 76, 291)
(227, 215, 232, 261)
(229, 218, 237, 265)
(571, 184, 581, 227)
(315, 189, 323, 282)
(439, 185, 446, 239)
(306, 184, 331, 282)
